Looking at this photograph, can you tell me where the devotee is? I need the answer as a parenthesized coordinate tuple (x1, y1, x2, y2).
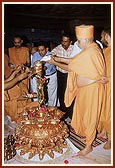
(32, 41, 57, 106)
(51, 32, 74, 120)
(8, 35, 30, 89)
(46, 25, 107, 156)
(98, 27, 111, 149)
(4, 51, 31, 123)
(100, 29, 108, 48)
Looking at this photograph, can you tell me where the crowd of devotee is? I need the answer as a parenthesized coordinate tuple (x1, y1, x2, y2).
(4, 24, 111, 156)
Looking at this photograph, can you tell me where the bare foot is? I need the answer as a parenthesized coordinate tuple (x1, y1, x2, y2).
(103, 140, 111, 150)
(77, 146, 93, 156)
(97, 129, 107, 139)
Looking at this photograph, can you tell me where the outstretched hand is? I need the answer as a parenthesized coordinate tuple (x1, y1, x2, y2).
(52, 55, 60, 62)
(12, 65, 22, 75)
(46, 55, 58, 64)
(97, 77, 109, 84)
(18, 72, 29, 81)
(16, 65, 33, 80)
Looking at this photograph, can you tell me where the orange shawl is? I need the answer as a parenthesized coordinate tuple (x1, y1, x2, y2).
(64, 42, 106, 146)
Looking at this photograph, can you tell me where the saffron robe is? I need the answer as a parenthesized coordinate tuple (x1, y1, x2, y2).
(4, 54, 12, 79)
(4, 52, 31, 122)
(64, 42, 106, 146)
(8, 46, 30, 88)
(98, 46, 111, 140)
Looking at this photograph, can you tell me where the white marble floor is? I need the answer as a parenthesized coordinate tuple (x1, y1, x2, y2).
(3, 120, 112, 166)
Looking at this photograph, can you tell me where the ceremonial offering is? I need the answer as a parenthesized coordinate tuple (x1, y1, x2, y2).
(13, 60, 69, 161)
(22, 93, 37, 99)
(4, 135, 16, 161)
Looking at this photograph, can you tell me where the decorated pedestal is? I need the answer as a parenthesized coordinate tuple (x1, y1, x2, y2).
(13, 60, 69, 162)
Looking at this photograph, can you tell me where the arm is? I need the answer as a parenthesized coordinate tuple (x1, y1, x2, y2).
(51, 46, 71, 64)
(26, 49, 30, 67)
(5, 65, 22, 82)
(47, 56, 72, 72)
(4, 76, 19, 90)
(4, 72, 29, 90)
(52, 56, 71, 64)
